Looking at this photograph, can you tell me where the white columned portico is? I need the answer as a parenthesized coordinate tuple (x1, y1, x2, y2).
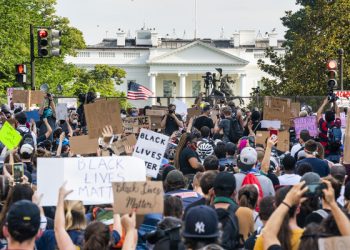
(178, 73, 187, 103)
(239, 73, 247, 97)
(148, 72, 157, 105)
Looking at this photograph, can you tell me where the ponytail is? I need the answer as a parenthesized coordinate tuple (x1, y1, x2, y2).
(82, 222, 110, 250)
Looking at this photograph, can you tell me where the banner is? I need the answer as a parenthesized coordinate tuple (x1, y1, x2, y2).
(133, 128, 169, 178)
(0, 121, 22, 150)
(84, 99, 123, 138)
(56, 103, 68, 121)
(37, 156, 146, 206)
(112, 181, 164, 214)
(294, 116, 318, 138)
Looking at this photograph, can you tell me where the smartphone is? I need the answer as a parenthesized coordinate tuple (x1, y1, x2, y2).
(12, 163, 24, 183)
(305, 183, 327, 197)
(270, 129, 278, 137)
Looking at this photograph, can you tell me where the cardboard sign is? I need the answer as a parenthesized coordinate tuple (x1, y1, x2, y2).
(294, 116, 318, 138)
(57, 98, 77, 109)
(111, 134, 137, 155)
(122, 116, 151, 134)
(112, 181, 164, 214)
(0, 121, 22, 150)
(187, 107, 201, 121)
(12, 90, 45, 108)
(25, 110, 40, 122)
(37, 156, 146, 206)
(84, 99, 123, 138)
(133, 129, 169, 178)
(263, 97, 291, 128)
(255, 131, 290, 152)
(343, 113, 350, 164)
(56, 103, 68, 121)
(70, 135, 99, 155)
(290, 102, 301, 118)
(318, 236, 350, 250)
(30, 91, 45, 105)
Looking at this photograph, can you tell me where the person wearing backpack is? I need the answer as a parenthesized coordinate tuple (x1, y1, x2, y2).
(316, 98, 342, 163)
(214, 106, 243, 144)
(213, 172, 254, 249)
(14, 111, 37, 148)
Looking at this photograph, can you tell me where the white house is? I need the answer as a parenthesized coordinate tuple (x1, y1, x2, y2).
(65, 29, 286, 107)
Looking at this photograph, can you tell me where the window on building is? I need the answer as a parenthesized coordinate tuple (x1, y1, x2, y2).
(98, 52, 115, 58)
(77, 52, 90, 57)
(124, 52, 141, 58)
(257, 80, 265, 90)
(163, 80, 173, 97)
(254, 53, 265, 59)
(192, 80, 201, 97)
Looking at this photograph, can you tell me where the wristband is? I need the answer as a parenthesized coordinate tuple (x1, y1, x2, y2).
(282, 201, 292, 209)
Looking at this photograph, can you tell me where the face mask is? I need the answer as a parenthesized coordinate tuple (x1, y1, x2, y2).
(131, 112, 138, 117)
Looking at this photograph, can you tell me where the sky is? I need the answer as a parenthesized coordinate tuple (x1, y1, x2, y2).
(56, 0, 300, 45)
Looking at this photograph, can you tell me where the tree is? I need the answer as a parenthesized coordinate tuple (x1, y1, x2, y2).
(256, 0, 350, 97)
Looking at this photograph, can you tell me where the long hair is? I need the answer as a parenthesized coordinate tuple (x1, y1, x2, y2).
(82, 221, 110, 250)
(238, 184, 258, 210)
(64, 200, 87, 230)
(174, 133, 189, 169)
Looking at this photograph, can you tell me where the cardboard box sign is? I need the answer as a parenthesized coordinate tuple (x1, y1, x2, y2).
(263, 97, 292, 128)
(111, 134, 137, 155)
(290, 102, 301, 118)
(112, 181, 164, 215)
(187, 107, 201, 121)
(70, 135, 99, 155)
(122, 116, 151, 134)
(12, 90, 45, 108)
(255, 131, 290, 152)
(145, 109, 166, 116)
(84, 99, 123, 138)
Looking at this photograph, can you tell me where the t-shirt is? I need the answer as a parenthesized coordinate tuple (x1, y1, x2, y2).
(179, 147, 201, 175)
(297, 158, 330, 177)
(254, 228, 304, 250)
(166, 189, 202, 209)
(36, 229, 84, 250)
(291, 143, 303, 159)
(278, 174, 301, 186)
(193, 115, 214, 131)
(163, 114, 182, 136)
(218, 119, 231, 142)
(235, 172, 275, 197)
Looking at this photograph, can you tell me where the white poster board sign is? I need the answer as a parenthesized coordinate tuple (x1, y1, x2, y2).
(172, 99, 188, 117)
(56, 103, 68, 120)
(57, 98, 78, 109)
(133, 128, 169, 178)
(37, 156, 146, 206)
(260, 120, 281, 129)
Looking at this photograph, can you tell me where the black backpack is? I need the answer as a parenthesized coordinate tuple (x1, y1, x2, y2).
(215, 204, 242, 250)
(227, 117, 243, 143)
(17, 128, 35, 148)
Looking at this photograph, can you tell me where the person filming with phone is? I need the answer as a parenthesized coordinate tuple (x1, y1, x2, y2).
(161, 104, 183, 136)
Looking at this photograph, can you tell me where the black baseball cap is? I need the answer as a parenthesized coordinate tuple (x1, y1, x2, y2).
(213, 172, 236, 193)
(6, 200, 41, 240)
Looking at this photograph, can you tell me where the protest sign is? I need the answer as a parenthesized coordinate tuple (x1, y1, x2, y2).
(290, 102, 301, 118)
(57, 98, 77, 109)
(343, 113, 350, 164)
(187, 107, 201, 121)
(255, 131, 290, 152)
(133, 128, 169, 178)
(172, 99, 187, 116)
(122, 116, 150, 134)
(25, 110, 40, 122)
(263, 97, 291, 128)
(260, 120, 281, 129)
(56, 103, 68, 121)
(12, 90, 30, 108)
(112, 181, 164, 214)
(0, 121, 22, 150)
(37, 156, 146, 206)
(318, 236, 350, 250)
(293, 116, 318, 138)
(84, 99, 123, 138)
(30, 91, 45, 105)
(111, 134, 137, 155)
(70, 135, 99, 155)
(146, 109, 166, 129)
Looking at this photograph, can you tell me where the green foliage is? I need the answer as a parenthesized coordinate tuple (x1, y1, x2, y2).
(256, 0, 350, 97)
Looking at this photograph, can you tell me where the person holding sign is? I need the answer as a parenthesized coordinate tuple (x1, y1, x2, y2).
(38, 94, 57, 141)
(161, 104, 183, 136)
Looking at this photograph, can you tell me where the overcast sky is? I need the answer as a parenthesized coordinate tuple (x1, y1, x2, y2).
(56, 0, 300, 45)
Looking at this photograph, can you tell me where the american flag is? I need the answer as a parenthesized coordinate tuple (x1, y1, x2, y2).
(127, 82, 153, 100)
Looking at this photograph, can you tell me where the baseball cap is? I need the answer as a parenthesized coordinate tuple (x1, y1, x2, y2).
(213, 172, 236, 193)
(20, 144, 34, 155)
(300, 172, 320, 185)
(183, 205, 219, 239)
(165, 170, 185, 188)
(6, 200, 41, 241)
(238, 147, 258, 172)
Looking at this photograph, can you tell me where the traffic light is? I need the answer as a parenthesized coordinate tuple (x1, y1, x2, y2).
(37, 29, 49, 57)
(50, 29, 61, 56)
(326, 60, 338, 89)
(15, 64, 27, 83)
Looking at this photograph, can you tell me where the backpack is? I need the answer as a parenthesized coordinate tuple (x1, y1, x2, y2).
(227, 117, 243, 143)
(327, 122, 342, 151)
(17, 128, 34, 148)
(241, 173, 264, 211)
(215, 204, 242, 249)
(294, 145, 305, 161)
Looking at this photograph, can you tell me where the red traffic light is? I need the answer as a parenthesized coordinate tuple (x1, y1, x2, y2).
(15, 64, 26, 74)
(38, 29, 48, 38)
(327, 60, 337, 70)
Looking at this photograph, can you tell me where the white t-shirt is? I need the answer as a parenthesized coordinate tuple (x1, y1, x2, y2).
(278, 174, 301, 186)
(291, 143, 302, 159)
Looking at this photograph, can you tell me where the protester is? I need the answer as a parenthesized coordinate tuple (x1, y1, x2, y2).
(161, 104, 184, 136)
(193, 104, 214, 133)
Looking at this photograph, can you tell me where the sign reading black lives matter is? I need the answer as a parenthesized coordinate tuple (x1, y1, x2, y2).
(133, 128, 169, 178)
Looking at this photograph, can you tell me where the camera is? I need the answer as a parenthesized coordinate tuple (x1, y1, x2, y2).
(304, 182, 327, 198)
(168, 110, 174, 114)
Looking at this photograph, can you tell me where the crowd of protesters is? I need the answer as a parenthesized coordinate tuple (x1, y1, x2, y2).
(0, 92, 349, 250)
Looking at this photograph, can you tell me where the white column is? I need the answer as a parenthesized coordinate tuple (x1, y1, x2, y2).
(239, 73, 247, 97)
(148, 72, 157, 105)
(178, 73, 187, 102)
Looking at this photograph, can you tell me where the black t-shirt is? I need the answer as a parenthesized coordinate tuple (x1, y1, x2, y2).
(193, 116, 214, 131)
(268, 245, 282, 250)
(179, 147, 200, 175)
(163, 114, 182, 136)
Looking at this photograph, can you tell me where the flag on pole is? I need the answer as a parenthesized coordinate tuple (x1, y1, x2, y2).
(127, 82, 153, 100)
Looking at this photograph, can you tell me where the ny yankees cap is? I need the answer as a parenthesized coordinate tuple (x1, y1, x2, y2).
(182, 205, 219, 239)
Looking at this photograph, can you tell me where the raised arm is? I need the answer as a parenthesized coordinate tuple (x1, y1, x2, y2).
(317, 98, 328, 121)
(260, 136, 277, 174)
(121, 212, 138, 250)
(43, 118, 52, 139)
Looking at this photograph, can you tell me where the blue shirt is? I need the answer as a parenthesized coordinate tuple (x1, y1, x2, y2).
(297, 158, 330, 177)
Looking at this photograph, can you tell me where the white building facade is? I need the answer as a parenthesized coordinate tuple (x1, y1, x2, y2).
(66, 29, 286, 107)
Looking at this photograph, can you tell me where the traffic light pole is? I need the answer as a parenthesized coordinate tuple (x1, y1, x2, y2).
(30, 24, 35, 90)
(339, 48, 344, 91)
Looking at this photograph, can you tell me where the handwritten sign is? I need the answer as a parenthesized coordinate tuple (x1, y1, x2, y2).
(111, 134, 137, 155)
(255, 131, 290, 152)
(12, 90, 45, 108)
(37, 156, 147, 206)
(133, 128, 169, 178)
(187, 107, 201, 122)
(294, 116, 318, 138)
(112, 181, 164, 214)
(84, 99, 123, 138)
(318, 236, 350, 250)
(146, 109, 166, 129)
(263, 97, 291, 128)
(70, 135, 99, 155)
(290, 102, 301, 118)
(56, 103, 68, 120)
(0, 122, 22, 150)
(122, 116, 150, 134)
